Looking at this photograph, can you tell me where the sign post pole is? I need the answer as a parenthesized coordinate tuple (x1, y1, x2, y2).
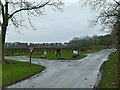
(29, 52, 32, 66)
(27, 44, 35, 66)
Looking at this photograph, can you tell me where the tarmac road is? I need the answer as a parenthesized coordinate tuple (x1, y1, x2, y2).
(6, 49, 116, 88)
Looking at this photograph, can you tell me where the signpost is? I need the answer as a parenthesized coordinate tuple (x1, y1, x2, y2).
(27, 44, 35, 66)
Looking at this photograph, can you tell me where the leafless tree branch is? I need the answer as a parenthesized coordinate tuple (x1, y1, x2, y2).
(9, 1, 50, 19)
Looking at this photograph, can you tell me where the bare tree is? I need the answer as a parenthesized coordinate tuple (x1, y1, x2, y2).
(0, 0, 64, 63)
(81, 0, 120, 86)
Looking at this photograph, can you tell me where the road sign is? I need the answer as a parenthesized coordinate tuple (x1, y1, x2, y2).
(28, 45, 35, 53)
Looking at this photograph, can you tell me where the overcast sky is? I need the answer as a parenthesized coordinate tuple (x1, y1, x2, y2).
(6, 1, 109, 43)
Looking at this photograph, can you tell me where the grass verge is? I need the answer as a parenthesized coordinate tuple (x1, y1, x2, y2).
(82, 48, 103, 54)
(2, 60, 45, 87)
(27, 51, 87, 60)
(0, 64, 2, 88)
(100, 52, 118, 88)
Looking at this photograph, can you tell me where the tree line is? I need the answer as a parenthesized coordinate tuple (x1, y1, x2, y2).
(5, 34, 115, 51)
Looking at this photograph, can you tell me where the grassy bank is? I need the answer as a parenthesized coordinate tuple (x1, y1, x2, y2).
(82, 48, 103, 54)
(100, 52, 118, 88)
(0, 64, 2, 88)
(2, 60, 45, 87)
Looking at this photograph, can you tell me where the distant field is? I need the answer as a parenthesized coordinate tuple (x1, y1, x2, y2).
(28, 50, 87, 60)
(4, 48, 104, 60)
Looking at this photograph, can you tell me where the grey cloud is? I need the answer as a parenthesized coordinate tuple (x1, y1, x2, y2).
(6, 2, 108, 43)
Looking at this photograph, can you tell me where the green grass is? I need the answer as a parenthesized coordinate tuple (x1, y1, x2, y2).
(100, 52, 118, 88)
(0, 64, 2, 88)
(30, 51, 87, 60)
(61, 51, 86, 60)
(82, 48, 103, 54)
(5, 48, 104, 60)
(2, 60, 45, 87)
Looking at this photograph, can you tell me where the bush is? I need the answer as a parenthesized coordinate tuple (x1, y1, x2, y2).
(72, 54, 77, 58)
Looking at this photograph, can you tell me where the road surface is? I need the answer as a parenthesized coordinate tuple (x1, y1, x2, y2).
(6, 49, 115, 88)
